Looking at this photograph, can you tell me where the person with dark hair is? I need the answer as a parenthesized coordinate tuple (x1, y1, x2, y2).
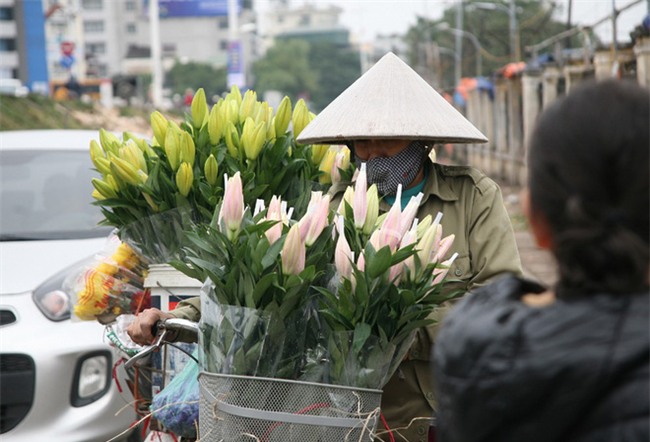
(433, 79, 650, 442)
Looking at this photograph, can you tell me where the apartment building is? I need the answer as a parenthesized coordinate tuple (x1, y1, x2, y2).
(2, 0, 353, 98)
(0, 0, 48, 91)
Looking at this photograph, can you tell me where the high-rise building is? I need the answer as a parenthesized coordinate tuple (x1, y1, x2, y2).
(1, 0, 49, 92)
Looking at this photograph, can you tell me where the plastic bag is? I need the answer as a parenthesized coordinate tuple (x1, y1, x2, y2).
(151, 351, 199, 438)
(105, 314, 144, 357)
(66, 233, 151, 322)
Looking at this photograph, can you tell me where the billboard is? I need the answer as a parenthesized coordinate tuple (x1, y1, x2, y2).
(157, 0, 242, 17)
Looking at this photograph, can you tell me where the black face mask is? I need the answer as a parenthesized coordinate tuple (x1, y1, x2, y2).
(355, 141, 425, 196)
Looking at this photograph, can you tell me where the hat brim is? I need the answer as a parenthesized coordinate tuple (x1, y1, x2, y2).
(297, 52, 488, 145)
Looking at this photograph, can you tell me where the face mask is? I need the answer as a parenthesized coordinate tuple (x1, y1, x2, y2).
(355, 141, 425, 196)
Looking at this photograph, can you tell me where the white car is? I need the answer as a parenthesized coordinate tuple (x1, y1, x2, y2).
(0, 79, 29, 97)
(0, 130, 139, 441)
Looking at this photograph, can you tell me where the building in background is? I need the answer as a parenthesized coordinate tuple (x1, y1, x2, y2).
(260, 1, 347, 49)
(0, 0, 49, 93)
(3, 0, 355, 102)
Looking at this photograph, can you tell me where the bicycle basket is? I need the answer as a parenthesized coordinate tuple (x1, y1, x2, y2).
(198, 372, 382, 441)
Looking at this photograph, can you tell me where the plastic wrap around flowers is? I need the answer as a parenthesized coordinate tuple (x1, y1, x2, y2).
(173, 166, 459, 390)
(67, 236, 151, 322)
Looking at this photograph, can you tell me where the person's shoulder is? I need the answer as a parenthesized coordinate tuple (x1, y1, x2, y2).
(433, 163, 499, 195)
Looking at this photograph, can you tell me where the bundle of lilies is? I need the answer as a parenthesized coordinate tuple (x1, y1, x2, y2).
(89, 86, 353, 263)
(173, 164, 459, 389)
(69, 236, 150, 322)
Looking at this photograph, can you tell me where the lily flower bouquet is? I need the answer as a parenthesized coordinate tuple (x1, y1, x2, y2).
(89, 86, 350, 263)
(67, 234, 151, 323)
(174, 163, 459, 391)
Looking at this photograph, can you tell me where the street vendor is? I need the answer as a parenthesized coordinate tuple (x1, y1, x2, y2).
(128, 52, 523, 441)
(295, 52, 523, 442)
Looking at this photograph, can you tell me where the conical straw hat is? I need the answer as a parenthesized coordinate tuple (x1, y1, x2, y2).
(297, 52, 487, 145)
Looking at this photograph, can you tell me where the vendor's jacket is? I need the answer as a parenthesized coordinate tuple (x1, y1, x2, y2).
(433, 274, 650, 442)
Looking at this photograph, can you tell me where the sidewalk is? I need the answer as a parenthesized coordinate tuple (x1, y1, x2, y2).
(514, 230, 558, 286)
(500, 185, 558, 287)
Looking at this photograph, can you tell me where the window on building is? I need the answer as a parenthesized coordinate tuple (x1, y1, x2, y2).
(217, 17, 228, 29)
(97, 64, 108, 77)
(0, 38, 16, 51)
(86, 42, 106, 54)
(162, 43, 176, 56)
(0, 7, 14, 20)
(81, 0, 103, 10)
(299, 14, 310, 26)
(126, 23, 136, 33)
(220, 40, 228, 50)
(125, 1, 136, 11)
(84, 20, 105, 33)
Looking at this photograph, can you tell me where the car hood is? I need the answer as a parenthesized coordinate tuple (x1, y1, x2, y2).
(0, 237, 108, 294)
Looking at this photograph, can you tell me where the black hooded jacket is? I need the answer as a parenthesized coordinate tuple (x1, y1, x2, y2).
(433, 274, 649, 442)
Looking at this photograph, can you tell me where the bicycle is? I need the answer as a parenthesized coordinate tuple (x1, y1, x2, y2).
(109, 318, 199, 442)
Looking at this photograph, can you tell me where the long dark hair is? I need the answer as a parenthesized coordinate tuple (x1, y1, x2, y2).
(528, 79, 649, 296)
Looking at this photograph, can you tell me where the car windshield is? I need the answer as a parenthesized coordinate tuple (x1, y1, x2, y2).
(0, 150, 113, 240)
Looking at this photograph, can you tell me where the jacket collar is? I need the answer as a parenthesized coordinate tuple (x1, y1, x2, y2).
(421, 162, 459, 203)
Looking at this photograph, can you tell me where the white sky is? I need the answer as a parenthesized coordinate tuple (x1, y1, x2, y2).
(258, 0, 647, 45)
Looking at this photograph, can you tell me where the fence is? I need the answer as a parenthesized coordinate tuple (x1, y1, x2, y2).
(453, 36, 650, 187)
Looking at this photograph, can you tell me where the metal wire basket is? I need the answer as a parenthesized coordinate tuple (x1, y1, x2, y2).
(198, 371, 383, 441)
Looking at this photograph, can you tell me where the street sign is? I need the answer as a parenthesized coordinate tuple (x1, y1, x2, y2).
(60, 41, 75, 56)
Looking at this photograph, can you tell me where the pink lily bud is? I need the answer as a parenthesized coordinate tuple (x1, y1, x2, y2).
(432, 252, 459, 285)
(357, 252, 365, 272)
(353, 163, 368, 230)
(400, 221, 419, 278)
(377, 184, 403, 251)
(218, 172, 244, 241)
(334, 217, 354, 281)
(282, 223, 305, 276)
(399, 193, 423, 238)
(432, 234, 456, 264)
(264, 195, 285, 245)
(389, 263, 403, 285)
(330, 149, 350, 184)
(301, 193, 331, 247)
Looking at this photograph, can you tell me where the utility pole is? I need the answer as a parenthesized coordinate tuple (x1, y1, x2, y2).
(509, 0, 520, 61)
(454, 0, 463, 85)
(149, 0, 163, 107)
(227, 0, 245, 89)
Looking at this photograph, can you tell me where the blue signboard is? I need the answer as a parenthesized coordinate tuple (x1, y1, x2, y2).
(157, 0, 241, 17)
(22, 0, 49, 89)
(227, 41, 242, 74)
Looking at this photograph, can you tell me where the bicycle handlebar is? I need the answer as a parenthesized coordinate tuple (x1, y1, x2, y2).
(124, 318, 199, 370)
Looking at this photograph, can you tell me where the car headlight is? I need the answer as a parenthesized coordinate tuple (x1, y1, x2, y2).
(33, 289, 70, 321)
(71, 351, 111, 407)
(32, 257, 94, 321)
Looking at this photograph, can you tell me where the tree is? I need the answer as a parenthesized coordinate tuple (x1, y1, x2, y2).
(251, 40, 361, 112)
(306, 42, 360, 112)
(165, 61, 227, 103)
(404, 0, 588, 89)
(251, 40, 319, 105)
